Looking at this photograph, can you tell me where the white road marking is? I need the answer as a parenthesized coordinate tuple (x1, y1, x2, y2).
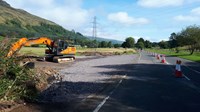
(183, 65, 200, 74)
(93, 75, 126, 112)
(93, 96, 110, 112)
(183, 74, 191, 81)
(166, 61, 170, 65)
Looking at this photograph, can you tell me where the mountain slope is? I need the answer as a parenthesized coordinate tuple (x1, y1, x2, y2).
(0, 0, 122, 47)
(0, 0, 80, 38)
(0, 0, 56, 27)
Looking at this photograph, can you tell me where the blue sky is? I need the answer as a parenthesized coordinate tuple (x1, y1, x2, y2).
(6, 0, 200, 42)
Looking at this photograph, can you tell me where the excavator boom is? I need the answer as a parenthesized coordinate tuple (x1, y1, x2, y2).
(23, 37, 52, 47)
(7, 37, 28, 57)
(7, 37, 53, 57)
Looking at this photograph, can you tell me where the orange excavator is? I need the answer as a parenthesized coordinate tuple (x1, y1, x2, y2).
(7, 37, 76, 63)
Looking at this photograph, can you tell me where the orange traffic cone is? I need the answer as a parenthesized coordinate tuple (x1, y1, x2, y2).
(157, 54, 160, 60)
(175, 60, 182, 77)
(161, 55, 166, 63)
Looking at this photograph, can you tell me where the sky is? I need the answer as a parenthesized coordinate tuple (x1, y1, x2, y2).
(5, 0, 200, 42)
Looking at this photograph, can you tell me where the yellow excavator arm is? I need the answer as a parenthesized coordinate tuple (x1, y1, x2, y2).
(7, 37, 53, 57)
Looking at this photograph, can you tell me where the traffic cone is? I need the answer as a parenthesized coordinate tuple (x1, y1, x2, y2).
(157, 54, 160, 60)
(161, 55, 166, 63)
(175, 60, 182, 77)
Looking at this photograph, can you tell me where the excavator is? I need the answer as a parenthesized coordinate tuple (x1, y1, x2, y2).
(7, 37, 76, 63)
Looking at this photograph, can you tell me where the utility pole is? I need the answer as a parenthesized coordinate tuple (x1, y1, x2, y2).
(92, 16, 97, 52)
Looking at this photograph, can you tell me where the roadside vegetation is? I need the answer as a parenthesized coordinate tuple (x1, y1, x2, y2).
(147, 48, 200, 62)
(152, 25, 200, 62)
(129, 25, 200, 63)
(0, 38, 38, 102)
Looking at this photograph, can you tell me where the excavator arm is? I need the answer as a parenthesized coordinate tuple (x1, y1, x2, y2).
(7, 37, 53, 57)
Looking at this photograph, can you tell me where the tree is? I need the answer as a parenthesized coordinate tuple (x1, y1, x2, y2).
(169, 32, 177, 48)
(122, 37, 135, 48)
(99, 41, 108, 48)
(152, 42, 159, 48)
(107, 41, 112, 48)
(176, 25, 200, 54)
(137, 38, 145, 44)
(121, 42, 127, 48)
(137, 41, 145, 49)
(158, 40, 168, 49)
(144, 40, 152, 48)
(114, 44, 121, 48)
(135, 37, 145, 49)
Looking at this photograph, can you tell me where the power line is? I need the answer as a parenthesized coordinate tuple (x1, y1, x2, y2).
(92, 16, 97, 40)
(92, 16, 97, 52)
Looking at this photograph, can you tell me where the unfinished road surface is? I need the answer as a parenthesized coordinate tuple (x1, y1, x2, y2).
(12, 52, 200, 112)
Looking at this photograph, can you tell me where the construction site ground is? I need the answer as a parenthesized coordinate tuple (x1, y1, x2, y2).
(3, 51, 200, 112)
(4, 52, 136, 112)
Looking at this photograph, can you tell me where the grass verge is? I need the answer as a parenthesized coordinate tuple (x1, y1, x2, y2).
(147, 49, 200, 62)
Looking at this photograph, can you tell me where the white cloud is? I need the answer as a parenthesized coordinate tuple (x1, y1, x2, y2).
(174, 7, 200, 22)
(174, 15, 199, 21)
(186, 0, 200, 3)
(6, 0, 93, 30)
(137, 0, 184, 8)
(191, 7, 200, 15)
(107, 12, 149, 26)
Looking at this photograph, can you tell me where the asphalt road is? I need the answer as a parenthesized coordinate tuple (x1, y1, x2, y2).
(88, 51, 200, 112)
(12, 52, 200, 112)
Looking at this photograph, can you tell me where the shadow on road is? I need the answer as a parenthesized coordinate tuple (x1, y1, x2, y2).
(23, 63, 200, 112)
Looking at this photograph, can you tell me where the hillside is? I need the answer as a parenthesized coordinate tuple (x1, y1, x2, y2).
(0, 0, 87, 40)
(0, 0, 122, 47)
(0, 1, 55, 26)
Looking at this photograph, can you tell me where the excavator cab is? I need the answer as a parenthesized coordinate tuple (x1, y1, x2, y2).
(56, 40, 68, 55)
(45, 39, 76, 62)
(45, 39, 68, 55)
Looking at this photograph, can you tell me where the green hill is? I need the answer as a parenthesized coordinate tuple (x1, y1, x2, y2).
(0, 0, 87, 40)
(0, 1, 55, 26)
(0, 0, 122, 47)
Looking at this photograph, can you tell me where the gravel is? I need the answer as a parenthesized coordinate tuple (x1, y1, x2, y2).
(38, 54, 138, 103)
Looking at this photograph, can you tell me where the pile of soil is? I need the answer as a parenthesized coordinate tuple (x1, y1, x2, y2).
(34, 67, 60, 92)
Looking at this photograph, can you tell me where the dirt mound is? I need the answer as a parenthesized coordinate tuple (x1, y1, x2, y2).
(34, 67, 60, 92)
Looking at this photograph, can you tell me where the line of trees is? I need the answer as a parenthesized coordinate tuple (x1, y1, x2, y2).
(168, 25, 200, 54)
(121, 37, 154, 49)
(120, 25, 200, 55)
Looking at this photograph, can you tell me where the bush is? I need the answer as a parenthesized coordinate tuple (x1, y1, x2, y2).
(0, 38, 38, 101)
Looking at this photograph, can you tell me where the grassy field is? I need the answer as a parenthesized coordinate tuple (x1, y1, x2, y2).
(20, 47, 136, 56)
(20, 47, 46, 56)
(147, 48, 200, 62)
